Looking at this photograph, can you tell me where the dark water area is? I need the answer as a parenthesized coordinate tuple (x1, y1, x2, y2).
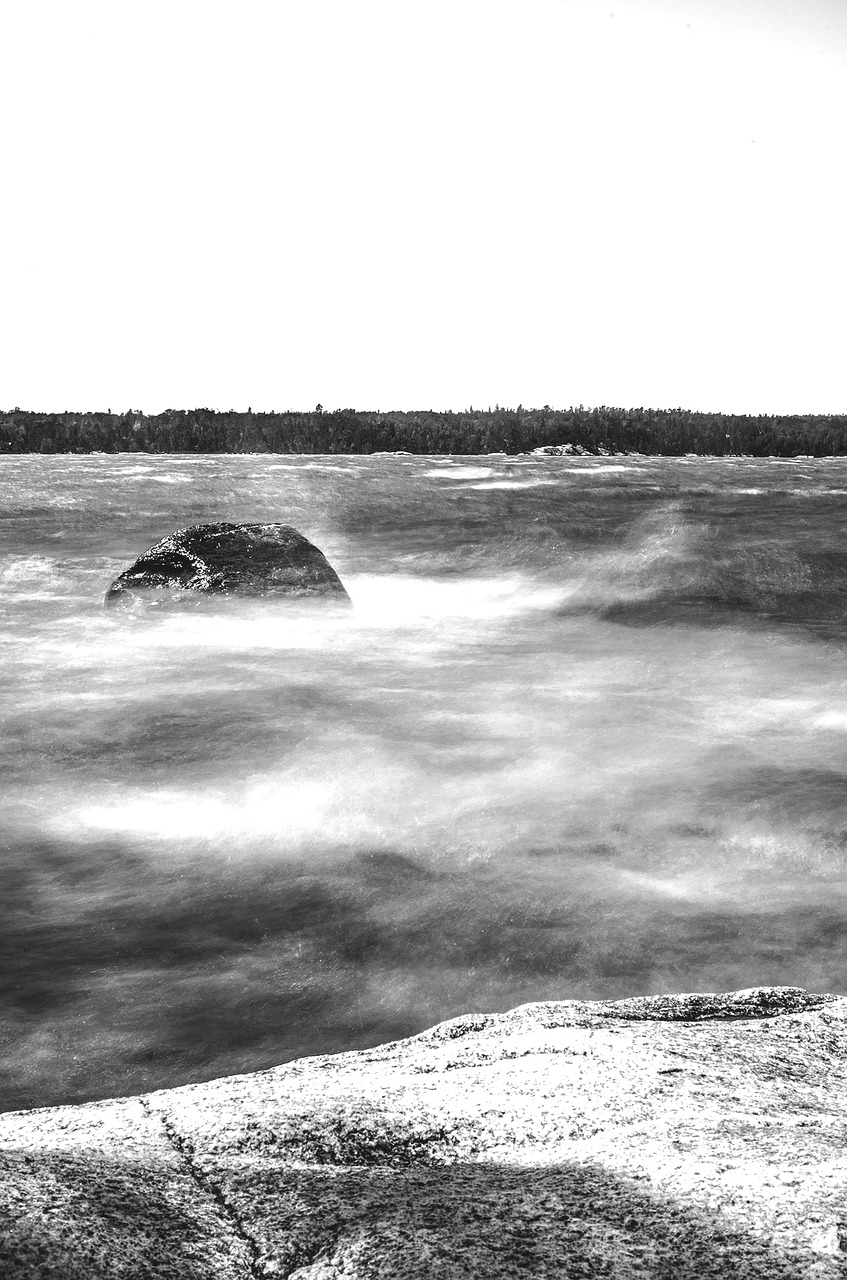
(2, 452, 847, 1111)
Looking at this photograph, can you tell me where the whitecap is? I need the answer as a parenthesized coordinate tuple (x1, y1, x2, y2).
(578, 464, 634, 473)
(555, 466, 632, 475)
(0, 556, 62, 593)
(347, 574, 562, 624)
(265, 462, 361, 474)
(70, 781, 332, 841)
(457, 479, 559, 490)
(813, 711, 847, 730)
(421, 466, 494, 480)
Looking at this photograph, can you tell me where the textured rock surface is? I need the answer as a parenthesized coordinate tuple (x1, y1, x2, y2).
(2, 987, 847, 1278)
(105, 523, 350, 608)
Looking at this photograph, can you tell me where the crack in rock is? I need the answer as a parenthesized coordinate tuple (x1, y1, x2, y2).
(140, 1098, 267, 1279)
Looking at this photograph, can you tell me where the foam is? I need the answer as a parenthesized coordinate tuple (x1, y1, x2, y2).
(459, 479, 559, 490)
(421, 466, 495, 480)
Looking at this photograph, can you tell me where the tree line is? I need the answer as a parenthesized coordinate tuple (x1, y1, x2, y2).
(2, 405, 847, 456)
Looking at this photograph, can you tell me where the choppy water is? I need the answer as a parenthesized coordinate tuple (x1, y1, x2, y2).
(2, 452, 847, 1111)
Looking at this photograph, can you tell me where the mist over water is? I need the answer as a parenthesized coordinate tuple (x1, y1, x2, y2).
(2, 453, 847, 1110)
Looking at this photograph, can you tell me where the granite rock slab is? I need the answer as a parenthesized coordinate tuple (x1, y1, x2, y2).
(2, 986, 846, 1278)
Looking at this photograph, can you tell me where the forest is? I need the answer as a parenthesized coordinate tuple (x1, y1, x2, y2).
(2, 405, 847, 457)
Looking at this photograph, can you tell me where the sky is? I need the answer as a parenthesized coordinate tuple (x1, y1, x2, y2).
(1, 0, 845, 415)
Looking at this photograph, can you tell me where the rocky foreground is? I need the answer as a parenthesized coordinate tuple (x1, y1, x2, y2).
(1, 986, 846, 1278)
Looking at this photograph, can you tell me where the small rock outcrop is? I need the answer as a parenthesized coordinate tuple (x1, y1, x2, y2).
(105, 523, 350, 608)
(1, 986, 846, 1277)
(532, 442, 593, 455)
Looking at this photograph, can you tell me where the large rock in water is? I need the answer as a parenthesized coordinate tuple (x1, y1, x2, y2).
(2, 986, 847, 1278)
(105, 523, 350, 608)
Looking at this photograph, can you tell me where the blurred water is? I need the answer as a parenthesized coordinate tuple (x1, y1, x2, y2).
(2, 452, 847, 1110)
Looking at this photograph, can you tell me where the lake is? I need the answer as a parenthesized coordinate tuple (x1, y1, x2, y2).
(2, 452, 847, 1111)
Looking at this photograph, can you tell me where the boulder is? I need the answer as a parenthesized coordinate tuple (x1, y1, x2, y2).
(1, 986, 846, 1278)
(105, 523, 350, 608)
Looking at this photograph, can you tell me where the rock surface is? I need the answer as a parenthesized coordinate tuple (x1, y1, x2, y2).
(105, 523, 350, 608)
(2, 986, 846, 1278)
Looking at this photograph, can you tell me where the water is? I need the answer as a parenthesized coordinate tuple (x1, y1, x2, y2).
(2, 452, 847, 1111)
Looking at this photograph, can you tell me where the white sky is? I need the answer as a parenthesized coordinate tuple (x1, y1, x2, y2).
(1, 0, 845, 415)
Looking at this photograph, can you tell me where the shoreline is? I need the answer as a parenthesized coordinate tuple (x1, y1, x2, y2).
(3, 985, 846, 1277)
(4, 405, 847, 458)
